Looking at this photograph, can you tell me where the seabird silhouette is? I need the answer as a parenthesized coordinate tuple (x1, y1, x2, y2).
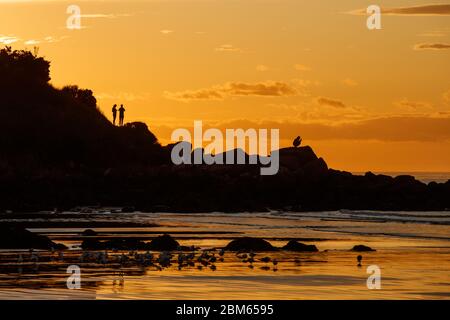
(293, 136, 302, 148)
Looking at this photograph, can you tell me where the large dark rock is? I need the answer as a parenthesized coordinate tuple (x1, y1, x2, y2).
(0, 225, 66, 250)
(82, 229, 97, 236)
(225, 237, 276, 251)
(282, 240, 318, 252)
(148, 234, 180, 251)
(279, 146, 320, 171)
(303, 157, 328, 179)
(351, 245, 375, 252)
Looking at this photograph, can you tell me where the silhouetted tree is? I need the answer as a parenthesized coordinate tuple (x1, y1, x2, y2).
(62, 85, 97, 109)
(0, 46, 50, 85)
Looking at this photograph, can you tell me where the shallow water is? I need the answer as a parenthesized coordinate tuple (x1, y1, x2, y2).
(0, 210, 449, 299)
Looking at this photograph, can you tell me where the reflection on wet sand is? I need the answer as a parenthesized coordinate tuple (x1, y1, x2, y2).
(0, 210, 449, 299)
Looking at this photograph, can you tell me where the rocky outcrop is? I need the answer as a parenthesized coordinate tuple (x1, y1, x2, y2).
(225, 237, 277, 251)
(2, 48, 450, 213)
(0, 226, 66, 250)
(148, 234, 180, 251)
(279, 146, 319, 171)
(351, 245, 375, 252)
(82, 229, 97, 236)
(282, 240, 318, 252)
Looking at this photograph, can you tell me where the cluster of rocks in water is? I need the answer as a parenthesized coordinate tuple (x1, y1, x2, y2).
(0, 226, 67, 250)
(0, 227, 375, 253)
(81, 233, 190, 251)
(223, 237, 320, 252)
(82, 234, 324, 253)
(350, 244, 376, 252)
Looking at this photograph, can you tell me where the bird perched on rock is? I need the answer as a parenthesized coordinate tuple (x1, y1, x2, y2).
(293, 136, 302, 148)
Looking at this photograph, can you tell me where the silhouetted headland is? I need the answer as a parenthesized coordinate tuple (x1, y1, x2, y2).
(1, 47, 450, 213)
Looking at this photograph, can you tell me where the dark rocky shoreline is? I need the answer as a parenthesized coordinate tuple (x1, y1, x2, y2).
(1, 47, 450, 213)
(2, 147, 449, 213)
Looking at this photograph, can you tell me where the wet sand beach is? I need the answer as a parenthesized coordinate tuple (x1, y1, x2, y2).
(0, 210, 449, 300)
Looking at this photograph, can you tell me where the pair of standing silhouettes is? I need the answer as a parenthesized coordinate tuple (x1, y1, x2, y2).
(112, 104, 125, 126)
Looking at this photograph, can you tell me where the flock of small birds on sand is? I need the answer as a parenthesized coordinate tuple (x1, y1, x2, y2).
(1, 248, 366, 288)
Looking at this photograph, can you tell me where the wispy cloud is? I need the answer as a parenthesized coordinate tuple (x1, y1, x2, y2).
(394, 98, 432, 111)
(215, 44, 242, 52)
(80, 13, 134, 19)
(164, 81, 300, 102)
(349, 4, 450, 16)
(152, 114, 450, 143)
(24, 36, 68, 46)
(414, 43, 450, 50)
(418, 31, 447, 37)
(444, 90, 450, 103)
(96, 92, 150, 102)
(382, 4, 450, 16)
(0, 35, 20, 45)
(294, 64, 311, 71)
(317, 97, 347, 108)
(256, 65, 269, 72)
(160, 29, 174, 35)
(341, 78, 358, 87)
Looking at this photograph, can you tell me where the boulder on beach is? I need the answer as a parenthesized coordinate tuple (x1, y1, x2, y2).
(148, 234, 180, 251)
(82, 229, 98, 236)
(224, 237, 276, 251)
(351, 245, 375, 252)
(282, 240, 318, 252)
(279, 146, 319, 171)
(0, 225, 67, 250)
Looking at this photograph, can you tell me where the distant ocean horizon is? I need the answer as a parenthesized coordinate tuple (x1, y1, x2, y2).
(352, 172, 450, 184)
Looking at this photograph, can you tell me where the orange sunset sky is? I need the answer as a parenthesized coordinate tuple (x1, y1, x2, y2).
(1, 0, 450, 172)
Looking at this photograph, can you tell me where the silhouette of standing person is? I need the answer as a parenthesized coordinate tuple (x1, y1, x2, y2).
(119, 104, 125, 126)
(112, 104, 117, 125)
